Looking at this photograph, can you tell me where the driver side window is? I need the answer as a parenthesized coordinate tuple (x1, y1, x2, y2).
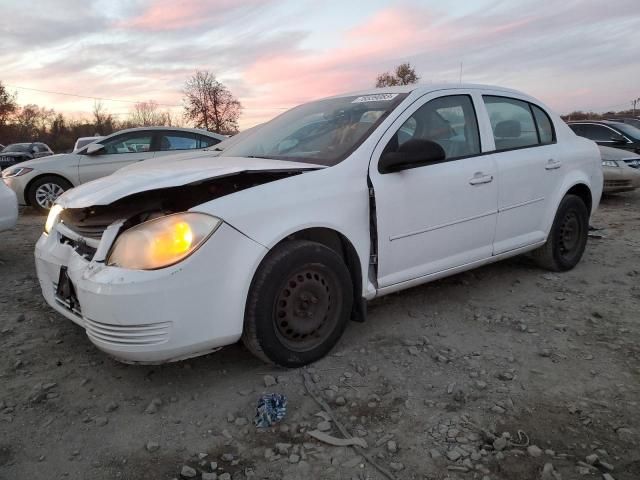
(385, 95, 481, 160)
(102, 133, 153, 154)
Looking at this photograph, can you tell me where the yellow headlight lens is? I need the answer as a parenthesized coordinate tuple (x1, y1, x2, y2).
(45, 204, 64, 234)
(149, 221, 194, 264)
(107, 213, 221, 270)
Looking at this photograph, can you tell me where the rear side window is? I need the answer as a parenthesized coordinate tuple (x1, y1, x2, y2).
(198, 135, 221, 148)
(531, 105, 555, 144)
(159, 133, 199, 151)
(103, 134, 153, 154)
(483, 96, 538, 150)
(385, 95, 481, 160)
(158, 132, 221, 150)
(581, 124, 616, 141)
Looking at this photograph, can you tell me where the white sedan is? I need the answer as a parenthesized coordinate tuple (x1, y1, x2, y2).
(2, 127, 225, 213)
(35, 84, 602, 366)
(0, 180, 18, 231)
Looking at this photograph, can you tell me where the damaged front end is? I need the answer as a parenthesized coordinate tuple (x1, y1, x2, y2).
(56, 169, 306, 262)
(35, 162, 321, 363)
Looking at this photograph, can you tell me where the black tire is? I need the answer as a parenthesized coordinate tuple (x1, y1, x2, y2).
(242, 239, 353, 367)
(28, 175, 73, 214)
(532, 194, 589, 271)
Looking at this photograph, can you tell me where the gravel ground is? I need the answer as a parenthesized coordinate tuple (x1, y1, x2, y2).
(1, 192, 639, 480)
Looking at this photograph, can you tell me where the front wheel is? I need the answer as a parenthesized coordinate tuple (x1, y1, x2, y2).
(532, 194, 589, 271)
(28, 176, 72, 213)
(242, 240, 353, 367)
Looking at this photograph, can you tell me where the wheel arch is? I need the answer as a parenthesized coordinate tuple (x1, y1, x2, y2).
(565, 183, 592, 214)
(255, 227, 366, 322)
(24, 173, 75, 206)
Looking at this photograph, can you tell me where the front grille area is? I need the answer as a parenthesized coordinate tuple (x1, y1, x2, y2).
(623, 159, 640, 169)
(59, 209, 111, 240)
(59, 234, 97, 260)
(60, 221, 108, 240)
(84, 318, 171, 346)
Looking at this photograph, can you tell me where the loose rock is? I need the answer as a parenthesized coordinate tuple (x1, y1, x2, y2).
(180, 465, 197, 478)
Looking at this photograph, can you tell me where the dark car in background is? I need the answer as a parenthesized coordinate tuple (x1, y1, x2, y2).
(0, 142, 54, 171)
(605, 117, 640, 129)
(568, 120, 640, 154)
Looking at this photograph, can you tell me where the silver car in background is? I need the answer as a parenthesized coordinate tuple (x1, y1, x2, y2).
(599, 145, 640, 193)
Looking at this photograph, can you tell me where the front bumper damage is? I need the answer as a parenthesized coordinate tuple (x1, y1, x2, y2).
(35, 219, 267, 363)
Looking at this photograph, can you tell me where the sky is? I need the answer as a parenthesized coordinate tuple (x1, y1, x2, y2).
(1, 0, 639, 129)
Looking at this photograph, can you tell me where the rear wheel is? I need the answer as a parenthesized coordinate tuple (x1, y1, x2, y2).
(532, 194, 589, 271)
(242, 240, 353, 367)
(28, 176, 72, 213)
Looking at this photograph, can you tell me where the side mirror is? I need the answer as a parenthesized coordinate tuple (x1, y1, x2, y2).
(610, 133, 626, 144)
(86, 143, 105, 155)
(379, 139, 446, 174)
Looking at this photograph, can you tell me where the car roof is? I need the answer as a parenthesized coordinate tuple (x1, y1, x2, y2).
(326, 83, 530, 100)
(567, 120, 622, 126)
(107, 126, 225, 138)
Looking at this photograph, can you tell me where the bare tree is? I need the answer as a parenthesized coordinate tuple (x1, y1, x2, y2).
(0, 81, 18, 127)
(183, 71, 241, 135)
(14, 104, 42, 140)
(92, 100, 115, 134)
(127, 100, 170, 127)
(375, 63, 420, 88)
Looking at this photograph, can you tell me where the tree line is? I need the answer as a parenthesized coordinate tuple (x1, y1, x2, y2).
(0, 71, 241, 152)
(2, 62, 635, 153)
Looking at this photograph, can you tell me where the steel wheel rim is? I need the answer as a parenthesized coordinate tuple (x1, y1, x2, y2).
(273, 266, 338, 352)
(558, 210, 581, 258)
(35, 183, 65, 209)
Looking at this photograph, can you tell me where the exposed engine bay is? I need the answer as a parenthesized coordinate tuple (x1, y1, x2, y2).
(58, 170, 307, 248)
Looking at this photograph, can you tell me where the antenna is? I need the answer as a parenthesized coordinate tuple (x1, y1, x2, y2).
(459, 61, 463, 84)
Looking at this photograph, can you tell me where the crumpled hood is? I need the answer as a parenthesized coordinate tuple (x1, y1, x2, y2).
(58, 156, 324, 208)
(116, 149, 218, 174)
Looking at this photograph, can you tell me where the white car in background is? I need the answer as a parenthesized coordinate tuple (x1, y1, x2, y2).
(73, 136, 104, 152)
(35, 84, 601, 366)
(0, 180, 18, 231)
(2, 127, 225, 212)
(116, 124, 262, 174)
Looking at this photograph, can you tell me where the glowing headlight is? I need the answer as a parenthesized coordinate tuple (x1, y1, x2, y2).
(602, 160, 619, 168)
(44, 204, 64, 234)
(107, 213, 221, 270)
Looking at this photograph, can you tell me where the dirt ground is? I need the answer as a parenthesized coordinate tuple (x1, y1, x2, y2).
(1, 192, 639, 480)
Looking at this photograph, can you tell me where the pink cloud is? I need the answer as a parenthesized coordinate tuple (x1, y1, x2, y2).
(119, 0, 266, 31)
(240, 7, 452, 125)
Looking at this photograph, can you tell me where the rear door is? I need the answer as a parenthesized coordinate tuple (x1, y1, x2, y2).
(370, 90, 498, 287)
(479, 95, 561, 254)
(78, 131, 155, 183)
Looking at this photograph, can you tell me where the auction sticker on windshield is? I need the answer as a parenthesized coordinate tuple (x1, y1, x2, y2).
(352, 93, 399, 103)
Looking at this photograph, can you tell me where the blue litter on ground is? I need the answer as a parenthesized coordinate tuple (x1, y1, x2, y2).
(255, 393, 288, 428)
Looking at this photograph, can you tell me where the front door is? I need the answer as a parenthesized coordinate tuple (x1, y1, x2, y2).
(369, 92, 498, 288)
(78, 131, 155, 183)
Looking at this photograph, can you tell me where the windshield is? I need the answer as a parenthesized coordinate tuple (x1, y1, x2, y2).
(205, 125, 262, 152)
(219, 93, 408, 166)
(2, 143, 31, 153)
(613, 122, 640, 139)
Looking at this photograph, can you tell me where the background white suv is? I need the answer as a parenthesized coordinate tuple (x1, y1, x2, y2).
(2, 127, 225, 212)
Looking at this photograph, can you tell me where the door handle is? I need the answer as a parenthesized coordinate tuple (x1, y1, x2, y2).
(545, 158, 562, 170)
(469, 172, 494, 185)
